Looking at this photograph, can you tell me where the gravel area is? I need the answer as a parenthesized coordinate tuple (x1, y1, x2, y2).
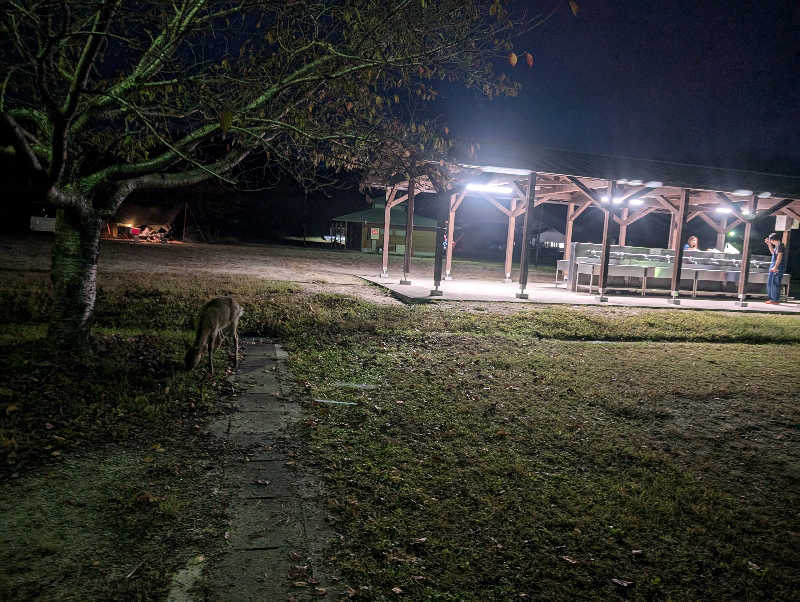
(1, 235, 553, 308)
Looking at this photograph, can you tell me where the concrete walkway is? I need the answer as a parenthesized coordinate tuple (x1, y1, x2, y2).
(202, 339, 335, 601)
(363, 276, 800, 314)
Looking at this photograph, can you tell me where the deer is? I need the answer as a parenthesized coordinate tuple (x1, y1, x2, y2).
(184, 297, 244, 374)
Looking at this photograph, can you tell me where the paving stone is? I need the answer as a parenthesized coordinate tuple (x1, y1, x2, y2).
(202, 337, 336, 601)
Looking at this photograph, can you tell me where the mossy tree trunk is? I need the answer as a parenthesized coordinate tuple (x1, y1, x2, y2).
(48, 206, 104, 348)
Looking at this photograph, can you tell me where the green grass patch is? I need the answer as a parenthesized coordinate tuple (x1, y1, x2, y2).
(2, 268, 799, 599)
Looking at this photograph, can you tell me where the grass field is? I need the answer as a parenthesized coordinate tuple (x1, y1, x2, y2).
(1, 269, 799, 599)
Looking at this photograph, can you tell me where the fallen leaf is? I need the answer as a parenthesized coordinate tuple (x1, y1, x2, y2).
(561, 556, 578, 564)
(392, 586, 403, 594)
(612, 578, 633, 587)
(293, 581, 309, 587)
(508, 52, 518, 67)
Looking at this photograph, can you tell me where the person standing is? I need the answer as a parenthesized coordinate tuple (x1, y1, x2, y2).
(764, 232, 786, 304)
(684, 235, 699, 251)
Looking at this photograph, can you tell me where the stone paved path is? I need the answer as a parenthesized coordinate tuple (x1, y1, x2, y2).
(203, 339, 336, 601)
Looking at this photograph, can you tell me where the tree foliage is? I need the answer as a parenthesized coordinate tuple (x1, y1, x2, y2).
(0, 0, 559, 344)
(1, 0, 557, 210)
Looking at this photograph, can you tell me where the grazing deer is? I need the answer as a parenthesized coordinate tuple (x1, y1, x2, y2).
(184, 297, 244, 374)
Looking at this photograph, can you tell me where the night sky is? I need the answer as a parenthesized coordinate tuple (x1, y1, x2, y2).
(445, 0, 800, 173)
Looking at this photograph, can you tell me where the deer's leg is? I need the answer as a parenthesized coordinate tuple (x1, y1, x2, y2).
(232, 322, 240, 369)
(207, 333, 215, 374)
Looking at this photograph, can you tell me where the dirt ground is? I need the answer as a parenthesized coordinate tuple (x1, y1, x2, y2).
(0, 234, 553, 308)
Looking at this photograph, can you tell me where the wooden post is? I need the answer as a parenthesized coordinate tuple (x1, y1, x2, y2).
(619, 207, 629, 246)
(735, 195, 758, 306)
(564, 202, 576, 261)
(715, 215, 727, 250)
(381, 199, 392, 277)
(596, 180, 615, 301)
(668, 211, 677, 249)
(516, 173, 537, 299)
(445, 193, 461, 279)
(667, 189, 690, 304)
(400, 178, 415, 284)
(504, 198, 517, 282)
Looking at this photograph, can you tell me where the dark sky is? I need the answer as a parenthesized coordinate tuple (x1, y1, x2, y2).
(445, 0, 800, 173)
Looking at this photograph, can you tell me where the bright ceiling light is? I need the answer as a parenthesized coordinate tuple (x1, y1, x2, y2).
(600, 195, 610, 203)
(611, 197, 624, 204)
(628, 179, 643, 186)
(644, 181, 663, 188)
(715, 207, 733, 214)
(757, 191, 772, 198)
(741, 208, 751, 215)
(629, 198, 644, 206)
(466, 183, 513, 194)
(617, 179, 628, 184)
(732, 189, 753, 196)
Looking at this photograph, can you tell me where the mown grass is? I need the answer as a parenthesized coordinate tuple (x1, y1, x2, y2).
(1, 268, 799, 600)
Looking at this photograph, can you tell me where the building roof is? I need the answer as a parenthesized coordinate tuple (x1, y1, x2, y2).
(468, 145, 800, 200)
(332, 206, 437, 228)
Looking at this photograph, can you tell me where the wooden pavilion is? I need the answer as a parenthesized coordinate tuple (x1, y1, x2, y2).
(366, 147, 800, 304)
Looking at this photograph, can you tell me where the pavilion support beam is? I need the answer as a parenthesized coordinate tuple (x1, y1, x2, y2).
(667, 189, 691, 304)
(444, 192, 463, 280)
(596, 180, 616, 302)
(564, 202, 576, 262)
(504, 198, 518, 282)
(623, 206, 656, 226)
(735, 195, 758, 306)
(715, 192, 747, 222)
(516, 173, 537, 299)
(380, 185, 398, 277)
(716, 216, 728, 250)
(619, 207, 629, 246)
(668, 211, 677, 249)
(400, 177, 415, 285)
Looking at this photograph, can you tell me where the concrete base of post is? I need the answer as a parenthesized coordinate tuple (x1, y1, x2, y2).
(515, 291, 529, 299)
(444, 274, 453, 280)
(429, 289, 443, 296)
(379, 272, 390, 279)
(504, 277, 512, 284)
(734, 300, 749, 307)
(399, 279, 411, 285)
(595, 295, 608, 302)
(666, 298, 681, 305)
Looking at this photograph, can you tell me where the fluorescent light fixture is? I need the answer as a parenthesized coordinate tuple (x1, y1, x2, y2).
(629, 198, 644, 206)
(715, 207, 733, 214)
(600, 195, 610, 203)
(466, 183, 513, 194)
(617, 179, 628, 184)
(612, 197, 624, 205)
(479, 166, 532, 176)
(741, 208, 751, 215)
(728, 231, 736, 237)
(732, 189, 753, 196)
(644, 181, 663, 188)
(628, 179, 643, 186)
(757, 191, 772, 198)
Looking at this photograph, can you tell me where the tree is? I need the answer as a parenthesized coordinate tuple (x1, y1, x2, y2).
(1, 0, 558, 347)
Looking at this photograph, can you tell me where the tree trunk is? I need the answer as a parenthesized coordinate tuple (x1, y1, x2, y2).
(48, 206, 103, 348)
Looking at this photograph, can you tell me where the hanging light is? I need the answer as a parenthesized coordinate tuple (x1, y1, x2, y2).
(715, 207, 732, 214)
(627, 179, 643, 186)
(629, 198, 644, 206)
(732, 189, 753, 196)
(465, 183, 513, 194)
(757, 191, 772, 198)
(644, 181, 663, 188)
